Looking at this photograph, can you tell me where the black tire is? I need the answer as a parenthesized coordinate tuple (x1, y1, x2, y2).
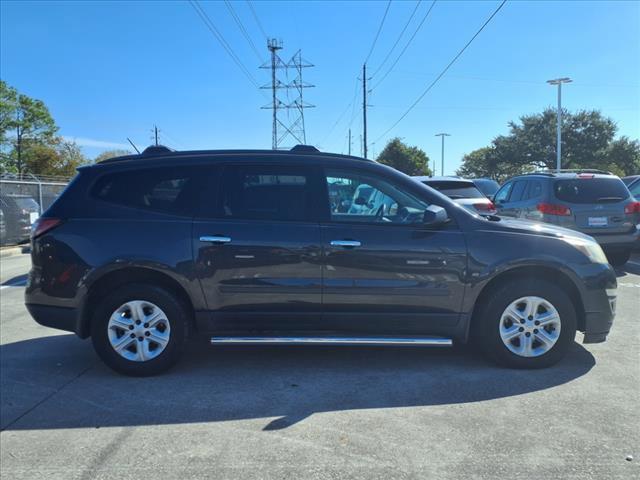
(476, 279, 577, 369)
(605, 250, 631, 267)
(91, 283, 189, 376)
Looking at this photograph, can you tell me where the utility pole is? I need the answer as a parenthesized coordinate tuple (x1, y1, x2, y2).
(348, 129, 352, 155)
(362, 63, 368, 159)
(546, 77, 572, 172)
(154, 125, 159, 146)
(435, 133, 451, 176)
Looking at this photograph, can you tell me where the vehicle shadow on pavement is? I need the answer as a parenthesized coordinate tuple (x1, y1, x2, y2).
(0, 334, 595, 432)
(615, 262, 640, 277)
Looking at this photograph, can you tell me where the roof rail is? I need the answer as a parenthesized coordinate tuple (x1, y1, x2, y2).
(539, 168, 613, 175)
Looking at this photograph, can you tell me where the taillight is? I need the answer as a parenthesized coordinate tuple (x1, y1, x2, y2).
(31, 218, 62, 239)
(624, 201, 640, 214)
(474, 201, 496, 213)
(537, 203, 572, 216)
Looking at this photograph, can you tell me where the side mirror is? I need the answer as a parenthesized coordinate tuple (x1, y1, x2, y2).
(354, 196, 368, 206)
(423, 205, 449, 227)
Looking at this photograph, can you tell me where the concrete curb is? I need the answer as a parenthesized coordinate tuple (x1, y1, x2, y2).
(0, 246, 30, 258)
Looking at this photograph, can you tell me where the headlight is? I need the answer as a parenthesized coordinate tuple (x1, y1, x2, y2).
(562, 236, 608, 264)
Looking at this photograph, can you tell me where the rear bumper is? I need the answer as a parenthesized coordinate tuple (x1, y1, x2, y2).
(588, 227, 640, 250)
(25, 303, 84, 337)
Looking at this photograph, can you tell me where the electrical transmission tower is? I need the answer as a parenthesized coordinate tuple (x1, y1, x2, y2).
(261, 39, 314, 149)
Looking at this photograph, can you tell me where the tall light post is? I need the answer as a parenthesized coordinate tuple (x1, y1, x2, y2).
(435, 133, 450, 176)
(546, 77, 572, 172)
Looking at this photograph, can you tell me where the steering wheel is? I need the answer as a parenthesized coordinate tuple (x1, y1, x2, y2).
(398, 206, 410, 223)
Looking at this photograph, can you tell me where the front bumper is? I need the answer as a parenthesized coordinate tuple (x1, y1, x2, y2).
(577, 263, 617, 343)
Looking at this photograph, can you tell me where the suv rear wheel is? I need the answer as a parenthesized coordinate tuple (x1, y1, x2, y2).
(91, 283, 188, 376)
(477, 279, 577, 369)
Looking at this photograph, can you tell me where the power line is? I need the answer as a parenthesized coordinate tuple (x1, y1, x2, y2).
(188, 0, 261, 90)
(224, 0, 264, 63)
(364, 0, 392, 64)
(370, 0, 422, 78)
(246, 0, 268, 40)
(372, 0, 437, 91)
(374, 0, 507, 142)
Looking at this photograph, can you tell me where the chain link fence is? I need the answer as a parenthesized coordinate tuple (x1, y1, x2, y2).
(0, 173, 71, 246)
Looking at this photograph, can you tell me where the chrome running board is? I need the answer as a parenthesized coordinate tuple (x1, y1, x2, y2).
(210, 336, 452, 347)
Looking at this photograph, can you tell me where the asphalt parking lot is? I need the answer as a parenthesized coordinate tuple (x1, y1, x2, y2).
(1, 251, 639, 479)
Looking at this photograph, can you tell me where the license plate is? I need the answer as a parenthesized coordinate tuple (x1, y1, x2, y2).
(29, 212, 39, 224)
(588, 216, 608, 227)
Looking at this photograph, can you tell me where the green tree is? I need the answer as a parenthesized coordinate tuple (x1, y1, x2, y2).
(22, 139, 87, 177)
(94, 149, 131, 162)
(457, 108, 639, 179)
(0, 80, 58, 174)
(376, 137, 432, 176)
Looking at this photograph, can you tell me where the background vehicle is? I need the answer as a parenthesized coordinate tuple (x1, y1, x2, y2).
(471, 178, 501, 198)
(0, 208, 6, 245)
(493, 170, 640, 266)
(26, 146, 616, 376)
(623, 175, 640, 200)
(413, 176, 496, 215)
(0, 194, 40, 244)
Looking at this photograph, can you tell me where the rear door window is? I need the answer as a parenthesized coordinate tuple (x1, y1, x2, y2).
(553, 178, 630, 203)
(220, 165, 316, 222)
(93, 167, 202, 216)
(494, 182, 513, 203)
(423, 181, 483, 199)
(526, 180, 543, 199)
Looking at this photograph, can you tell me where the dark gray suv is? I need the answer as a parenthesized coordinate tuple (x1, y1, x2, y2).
(494, 170, 640, 266)
(26, 146, 617, 375)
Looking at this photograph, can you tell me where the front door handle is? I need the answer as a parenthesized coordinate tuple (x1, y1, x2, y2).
(200, 235, 231, 244)
(330, 240, 361, 248)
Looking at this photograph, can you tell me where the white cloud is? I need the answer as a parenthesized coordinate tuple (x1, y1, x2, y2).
(62, 136, 129, 149)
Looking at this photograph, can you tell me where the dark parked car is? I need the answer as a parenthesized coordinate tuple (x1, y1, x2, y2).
(27, 146, 617, 376)
(0, 194, 40, 244)
(493, 171, 640, 266)
(471, 178, 501, 198)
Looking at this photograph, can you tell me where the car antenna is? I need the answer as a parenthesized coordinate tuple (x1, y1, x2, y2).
(127, 137, 141, 154)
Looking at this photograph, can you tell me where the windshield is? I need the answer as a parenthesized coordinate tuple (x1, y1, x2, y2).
(423, 181, 484, 199)
(553, 178, 630, 203)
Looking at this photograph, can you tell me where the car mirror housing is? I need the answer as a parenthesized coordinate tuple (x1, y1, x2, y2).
(423, 205, 449, 227)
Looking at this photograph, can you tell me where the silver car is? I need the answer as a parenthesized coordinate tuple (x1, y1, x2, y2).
(413, 176, 497, 215)
(494, 170, 640, 266)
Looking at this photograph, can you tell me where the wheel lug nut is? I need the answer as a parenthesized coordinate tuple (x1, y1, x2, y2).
(534, 320, 540, 326)
(528, 316, 533, 320)
(520, 319, 525, 324)
(143, 323, 149, 328)
(519, 327, 524, 332)
(534, 329, 539, 334)
(128, 325, 134, 330)
(130, 333, 135, 338)
(135, 320, 141, 325)
(525, 332, 531, 337)
(138, 336, 143, 341)
(145, 332, 150, 337)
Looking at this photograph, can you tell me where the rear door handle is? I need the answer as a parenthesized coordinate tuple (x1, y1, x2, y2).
(330, 240, 361, 248)
(200, 235, 231, 244)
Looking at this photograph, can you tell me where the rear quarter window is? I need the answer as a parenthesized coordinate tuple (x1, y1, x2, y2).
(553, 178, 630, 204)
(92, 167, 202, 215)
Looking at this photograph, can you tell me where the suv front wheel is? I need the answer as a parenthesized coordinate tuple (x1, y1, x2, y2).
(477, 279, 577, 369)
(91, 283, 189, 376)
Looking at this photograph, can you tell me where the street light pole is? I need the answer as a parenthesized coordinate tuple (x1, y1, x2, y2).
(435, 133, 450, 176)
(546, 77, 572, 172)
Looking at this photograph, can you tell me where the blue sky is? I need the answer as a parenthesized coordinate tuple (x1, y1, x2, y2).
(1, 0, 638, 174)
